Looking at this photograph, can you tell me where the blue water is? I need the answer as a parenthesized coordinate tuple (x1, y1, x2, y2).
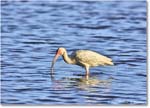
(1, 1, 147, 105)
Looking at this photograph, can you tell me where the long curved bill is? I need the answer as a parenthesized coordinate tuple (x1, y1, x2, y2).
(51, 54, 60, 73)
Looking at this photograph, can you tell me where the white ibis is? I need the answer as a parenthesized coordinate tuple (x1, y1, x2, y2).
(51, 47, 114, 78)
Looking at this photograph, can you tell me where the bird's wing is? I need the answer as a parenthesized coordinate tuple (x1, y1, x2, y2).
(75, 50, 113, 66)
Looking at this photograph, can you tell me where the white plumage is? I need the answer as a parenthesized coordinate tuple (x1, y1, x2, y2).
(51, 47, 114, 78)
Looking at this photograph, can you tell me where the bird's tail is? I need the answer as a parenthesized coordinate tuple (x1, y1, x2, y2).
(109, 61, 114, 65)
(105, 60, 114, 66)
(101, 56, 114, 66)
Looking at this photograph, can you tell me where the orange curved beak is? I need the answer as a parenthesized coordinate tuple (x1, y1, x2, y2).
(51, 53, 60, 72)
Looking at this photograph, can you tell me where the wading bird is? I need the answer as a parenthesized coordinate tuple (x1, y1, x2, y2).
(51, 47, 114, 79)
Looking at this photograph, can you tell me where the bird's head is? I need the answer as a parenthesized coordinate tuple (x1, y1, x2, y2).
(56, 47, 66, 56)
(51, 47, 66, 70)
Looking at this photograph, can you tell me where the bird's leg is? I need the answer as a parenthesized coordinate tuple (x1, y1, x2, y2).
(85, 74, 89, 80)
(85, 66, 90, 80)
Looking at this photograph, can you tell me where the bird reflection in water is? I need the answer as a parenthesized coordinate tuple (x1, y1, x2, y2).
(75, 76, 113, 91)
(50, 72, 113, 91)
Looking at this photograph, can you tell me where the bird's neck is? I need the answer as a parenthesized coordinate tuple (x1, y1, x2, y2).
(62, 52, 75, 64)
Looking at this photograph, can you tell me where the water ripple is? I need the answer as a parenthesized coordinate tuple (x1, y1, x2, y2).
(1, 1, 146, 105)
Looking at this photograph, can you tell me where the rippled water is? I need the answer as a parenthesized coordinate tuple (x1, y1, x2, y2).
(1, 1, 147, 105)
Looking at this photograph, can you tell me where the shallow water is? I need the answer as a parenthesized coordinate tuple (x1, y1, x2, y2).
(1, 1, 147, 105)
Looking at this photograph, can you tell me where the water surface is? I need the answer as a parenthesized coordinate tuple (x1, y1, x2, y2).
(1, 1, 147, 105)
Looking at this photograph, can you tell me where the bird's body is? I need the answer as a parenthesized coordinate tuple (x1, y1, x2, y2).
(70, 50, 113, 67)
(51, 47, 114, 79)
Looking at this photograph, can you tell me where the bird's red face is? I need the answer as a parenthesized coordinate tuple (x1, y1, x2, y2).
(56, 48, 63, 56)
